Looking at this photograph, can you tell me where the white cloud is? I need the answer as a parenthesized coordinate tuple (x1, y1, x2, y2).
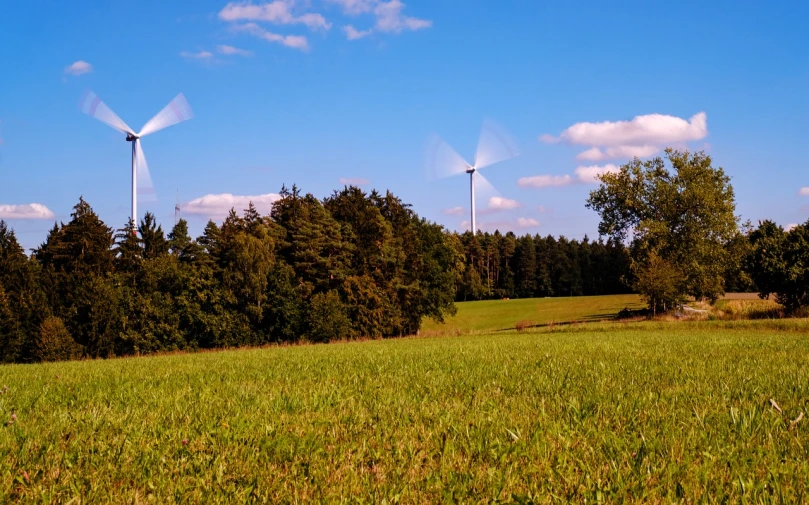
(443, 206, 464, 216)
(339, 177, 369, 185)
(219, 1, 331, 30)
(542, 112, 707, 147)
(327, 0, 375, 15)
(180, 50, 214, 59)
(487, 196, 521, 211)
(234, 22, 309, 50)
(330, 0, 431, 40)
(0, 203, 55, 220)
(64, 60, 93, 76)
(785, 223, 799, 232)
(517, 175, 574, 188)
(518, 164, 620, 190)
(574, 164, 620, 184)
(575, 145, 659, 161)
(217, 44, 253, 56)
(374, 0, 431, 33)
(800, 187, 809, 196)
(184, 192, 281, 219)
(343, 25, 373, 39)
(516, 217, 540, 228)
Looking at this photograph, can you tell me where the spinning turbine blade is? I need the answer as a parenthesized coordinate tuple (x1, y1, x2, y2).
(474, 171, 501, 205)
(134, 141, 156, 200)
(138, 93, 194, 137)
(425, 133, 471, 180)
(79, 90, 134, 135)
(474, 117, 520, 170)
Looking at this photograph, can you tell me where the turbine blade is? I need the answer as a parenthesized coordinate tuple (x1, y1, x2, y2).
(424, 133, 471, 180)
(135, 141, 156, 201)
(138, 93, 193, 137)
(79, 90, 134, 135)
(474, 117, 520, 170)
(475, 171, 501, 205)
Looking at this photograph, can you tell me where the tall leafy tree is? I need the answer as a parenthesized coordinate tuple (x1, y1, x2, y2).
(586, 149, 738, 306)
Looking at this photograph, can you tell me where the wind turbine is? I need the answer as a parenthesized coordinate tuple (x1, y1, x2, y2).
(427, 118, 520, 235)
(79, 90, 193, 233)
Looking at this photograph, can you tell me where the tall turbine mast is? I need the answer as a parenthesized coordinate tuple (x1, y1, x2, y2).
(427, 118, 520, 236)
(80, 91, 193, 235)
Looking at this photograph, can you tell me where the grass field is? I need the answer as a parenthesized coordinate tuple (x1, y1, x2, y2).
(421, 294, 645, 334)
(2, 305, 809, 502)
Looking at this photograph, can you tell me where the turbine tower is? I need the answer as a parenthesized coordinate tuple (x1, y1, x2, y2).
(80, 91, 193, 233)
(427, 118, 520, 235)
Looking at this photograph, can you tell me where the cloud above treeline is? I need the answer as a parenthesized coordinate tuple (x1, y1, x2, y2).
(542, 112, 708, 162)
(64, 60, 93, 76)
(183, 192, 281, 219)
(339, 177, 370, 185)
(0, 203, 56, 220)
(518, 165, 620, 189)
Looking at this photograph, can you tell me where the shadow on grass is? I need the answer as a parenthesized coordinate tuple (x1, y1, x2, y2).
(500, 308, 651, 332)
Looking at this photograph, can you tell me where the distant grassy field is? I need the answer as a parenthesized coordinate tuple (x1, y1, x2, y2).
(2, 319, 809, 502)
(421, 294, 645, 334)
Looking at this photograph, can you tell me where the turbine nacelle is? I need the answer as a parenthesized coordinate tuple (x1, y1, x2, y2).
(126, 133, 140, 142)
(465, 166, 476, 174)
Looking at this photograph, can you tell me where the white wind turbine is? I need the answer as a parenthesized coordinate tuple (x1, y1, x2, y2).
(79, 90, 193, 233)
(427, 118, 520, 235)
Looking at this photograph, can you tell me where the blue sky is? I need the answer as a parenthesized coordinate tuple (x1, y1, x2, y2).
(1, 0, 808, 251)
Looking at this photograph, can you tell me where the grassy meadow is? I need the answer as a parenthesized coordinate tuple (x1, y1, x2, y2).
(2, 296, 809, 502)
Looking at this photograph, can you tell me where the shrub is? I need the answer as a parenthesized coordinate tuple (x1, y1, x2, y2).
(34, 317, 82, 362)
(307, 291, 354, 343)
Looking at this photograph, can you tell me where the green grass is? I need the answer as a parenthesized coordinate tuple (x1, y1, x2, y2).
(2, 319, 809, 502)
(421, 294, 645, 334)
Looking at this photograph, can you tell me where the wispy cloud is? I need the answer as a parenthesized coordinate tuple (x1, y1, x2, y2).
(575, 145, 660, 161)
(487, 196, 521, 211)
(64, 60, 93, 76)
(516, 217, 540, 228)
(800, 187, 809, 196)
(517, 174, 574, 189)
(339, 177, 370, 185)
(519, 164, 620, 189)
(785, 223, 799, 232)
(219, 1, 331, 30)
(184, 192, 281, 219)
(180, 50, 214, 59)
(330, 0, 431, 40)
(0, 203, 55, 220)
(443, 206, 464, 216)
(343, 25, 373, 39)
(217, 44, 253, 56)
(233, 22, 310, 50)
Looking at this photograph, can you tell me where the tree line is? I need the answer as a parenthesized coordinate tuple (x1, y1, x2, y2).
(0, 186, 465, 362)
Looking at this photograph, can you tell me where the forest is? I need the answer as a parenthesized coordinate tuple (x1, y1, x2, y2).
(0, 184, 640, 364)
(1, 170, 804, 364)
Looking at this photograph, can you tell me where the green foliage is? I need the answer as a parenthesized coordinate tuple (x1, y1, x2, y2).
(632, 252, 686, 315)
(587, 149, 739, 308)
(455, 231, 632, 301)
(307, 290, 353, 342)
(1, 189, 470, 363)
(3, 320, 809, 501)
(749, 219, 809, 311)
(33, 316, 81, 362)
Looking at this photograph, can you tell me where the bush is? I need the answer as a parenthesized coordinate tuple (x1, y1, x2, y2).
(307, 291, 354, 343)
(34, 317, 82, 362)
